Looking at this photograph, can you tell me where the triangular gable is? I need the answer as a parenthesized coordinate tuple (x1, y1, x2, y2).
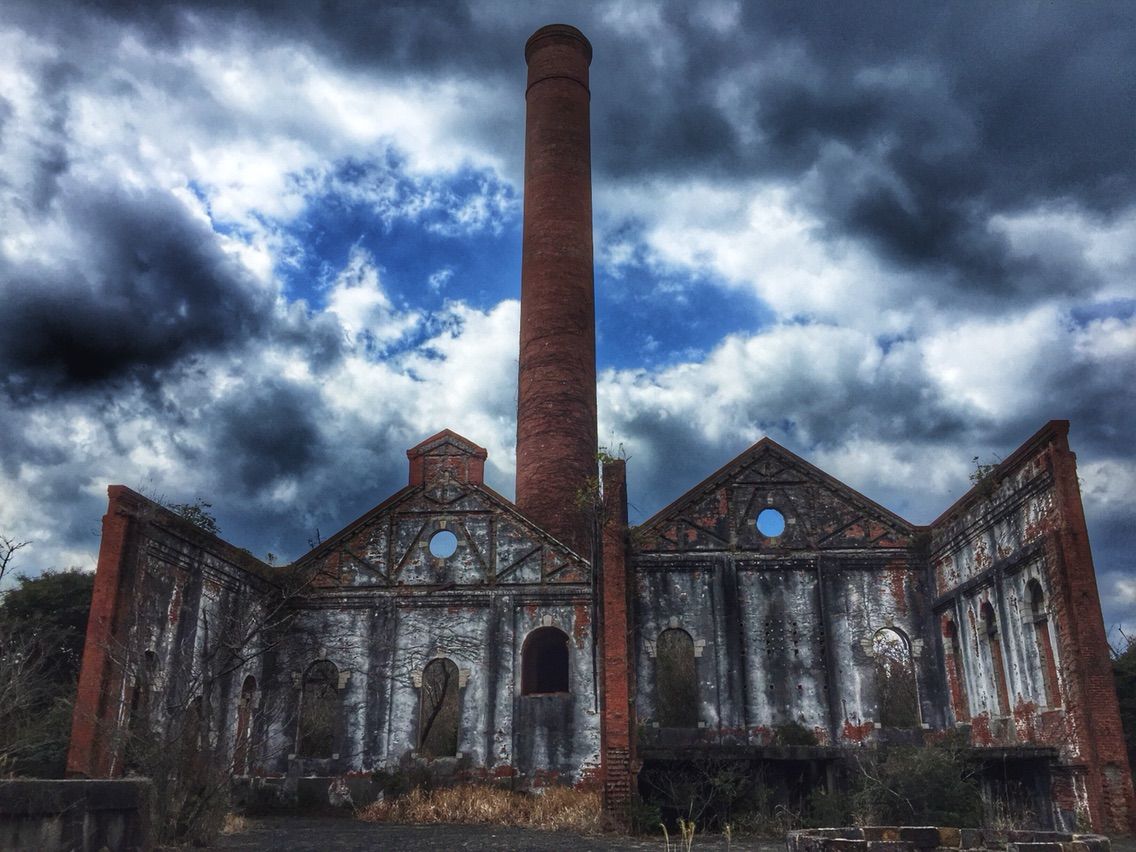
(637, 438, 915, 553)
(295, 478, 589, 589)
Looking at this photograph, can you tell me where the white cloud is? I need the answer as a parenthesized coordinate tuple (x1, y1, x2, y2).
(991, 204, 1136, 301)
(325, 247, 421, 345)
(596, 177, 927, 335)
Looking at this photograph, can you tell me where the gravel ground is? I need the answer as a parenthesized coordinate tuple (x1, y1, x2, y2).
(206, 816, 1136, 852)
(206, 814, 785, 851)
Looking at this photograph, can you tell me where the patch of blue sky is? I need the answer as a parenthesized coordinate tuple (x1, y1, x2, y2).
(595, 261, 774, 370)
(274, 161, 522, 312)
(875, 332, 911, 355)
(1068, 298, 1135, 327)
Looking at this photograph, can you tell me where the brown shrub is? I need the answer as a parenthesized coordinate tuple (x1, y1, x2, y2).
(357, 785, 600, 833)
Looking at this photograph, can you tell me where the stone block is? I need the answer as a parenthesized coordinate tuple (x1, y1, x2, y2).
(937, 827, 962, 847)
(900, 827, 942, 848)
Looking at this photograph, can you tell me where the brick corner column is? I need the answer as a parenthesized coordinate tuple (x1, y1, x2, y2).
(1047, 428, 1136, 832)
(599, 458, 636, 825)
(67, 486, 136, 778)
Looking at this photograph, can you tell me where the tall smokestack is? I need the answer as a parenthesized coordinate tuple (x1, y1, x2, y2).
(515, 24, 598, 555)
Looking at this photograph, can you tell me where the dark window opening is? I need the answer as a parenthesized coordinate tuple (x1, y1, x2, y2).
(298, 660, 338, 758)
(522, 626, 569, 694)
(656, 628, 698, 728)
(873, 627, 920, 728)
(419, 658, 460, 757)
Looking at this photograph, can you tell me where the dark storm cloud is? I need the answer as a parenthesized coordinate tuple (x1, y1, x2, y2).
(664, 3, 1134, 294)
(23, 0, 1131, 273)
(209, 379, 326, 494)
(9, 0, 490, 74)
(577, 3, 1134, 303)
(0, 184, 274, 391)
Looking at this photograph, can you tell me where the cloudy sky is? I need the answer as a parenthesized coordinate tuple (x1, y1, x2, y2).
(1, 2, 1133, 633)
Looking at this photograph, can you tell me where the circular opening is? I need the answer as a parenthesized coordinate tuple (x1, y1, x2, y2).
(756, 508, 786, 538)
(428, 530, 458, 558)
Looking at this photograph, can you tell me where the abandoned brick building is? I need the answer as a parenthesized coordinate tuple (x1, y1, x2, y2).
(67, 25, 1134, 833)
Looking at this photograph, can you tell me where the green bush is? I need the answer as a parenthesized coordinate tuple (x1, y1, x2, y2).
(851, 740, 982, 826)
(803, 788, 853, 828)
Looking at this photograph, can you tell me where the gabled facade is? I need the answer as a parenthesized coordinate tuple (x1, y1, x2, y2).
(632, 438, 930, 748)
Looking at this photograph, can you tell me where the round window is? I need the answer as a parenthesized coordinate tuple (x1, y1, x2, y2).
(756, 508, 786, 538)
(429, 529, 458, 558)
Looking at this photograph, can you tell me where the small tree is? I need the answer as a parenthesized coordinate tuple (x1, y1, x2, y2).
(0, 552, 94, 777)
(109, 565, 313, 843)
(1111, 632, 1136, 775)
(0, 533, 30, 590)
(168, 498, 221, 536)
(874, 628, 920, 729)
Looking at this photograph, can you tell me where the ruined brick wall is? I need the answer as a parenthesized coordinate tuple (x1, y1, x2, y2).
(67, 486, 278, 779)
(598, 459, 635, 820)
(263, 431, 601, 786)
(69, 433, 601, 790)
(930, 421, 1135, 832)
(631, 438, 937, 748)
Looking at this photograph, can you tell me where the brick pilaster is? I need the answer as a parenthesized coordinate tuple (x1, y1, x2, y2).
(599, 459, 636, 825)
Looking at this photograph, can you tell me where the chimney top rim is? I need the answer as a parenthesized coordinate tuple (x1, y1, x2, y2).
(525, 24, 592, 64)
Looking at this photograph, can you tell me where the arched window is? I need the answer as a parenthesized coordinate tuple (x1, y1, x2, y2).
(521, 627, 569, 695)
(233, 675, 257, 774)
(982, 602, 1010, 715)
(656, 628, 698, 728)
(873, 628, 920, 728)
(943, 619, 969, 722)
(419, 658, 460, 757)
(1028, 580, 1060, 707)
(298, 660, 339, 758)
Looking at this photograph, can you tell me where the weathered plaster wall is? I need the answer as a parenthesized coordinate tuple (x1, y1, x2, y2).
(931, 422, 1135, 831)
(263, 594, 600, 784)
(266, 432, 601, 785)
(632, 439, 932, 748)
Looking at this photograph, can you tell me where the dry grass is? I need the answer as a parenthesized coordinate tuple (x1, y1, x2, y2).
(358, 785, 601, 833)
(219, 813, 250, 835)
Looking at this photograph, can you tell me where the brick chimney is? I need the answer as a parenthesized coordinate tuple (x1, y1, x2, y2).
(515, 24, 598, 555)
